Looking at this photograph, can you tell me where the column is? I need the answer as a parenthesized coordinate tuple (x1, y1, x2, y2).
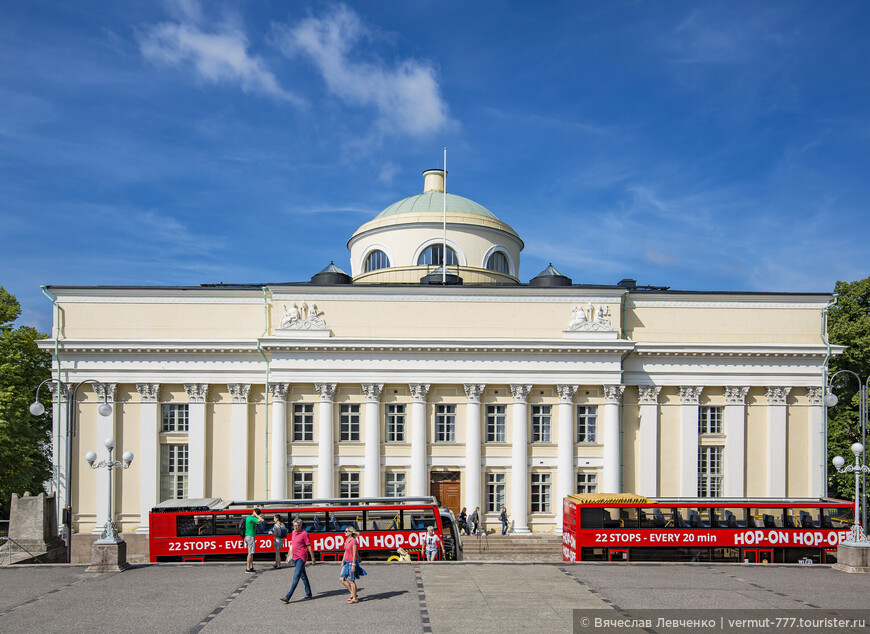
(807, 387, 824, 497)
(679, 386, 702, 497)
(93, 383, 117, 534)
(227, 384, 252, 500)
(48, 383, 68, 537)
(723, 386, 749, 497)
(464, 384, 485, 514)
(556, 385, 578, 533)
(602, 385, 624, 493)
(409, 384, 430, 497)
(135, 383, 160, 534)
(510, 384, 532, 534)
(315, 383, 336, 498)
(636, 386, 662, 498)
(267, 383, 287, 500)
(184, 383, 209, 499)
(362, 384, 383, 498)
(765, 386, 792, 497)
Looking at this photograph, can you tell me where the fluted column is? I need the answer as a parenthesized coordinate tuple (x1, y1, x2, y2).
(510, 384, 532, 534)
(136, 383, 160, 533)
(807, 387, 824, 497)
(48, 383, 68, 536)
(556, 385, 578, 533)
(723, 386, 749, 497)
(765, 386, 792, 497)
(636, 386, 662, 497)
(315, 383, 336, 498)
(464, 384, 485, 514)
(267, 383, 287, 500)
(93, 383, 117, 534)
(409, 384, 430, 497)
(184, 383, 209, 498)
(602, 385, 624, 493)
(679, 386, 702, 497)
(362, 384, 383, 498)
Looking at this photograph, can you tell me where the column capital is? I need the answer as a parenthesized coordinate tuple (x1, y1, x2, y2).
(806, 386, 823, 406)
(136, 383, 161, 403)
(510, 384, 532, 403)
(94, 382, 117, 402)
(47, 382, 68, 402)
(678, 386, 703, 405)
(557, 385, 578, 403)
(724, 386, 750, 405)
(184, 383, 209, 403)
(463, 384, 485, 403)
(409, 383, 430, 403)
(315, 383, 337, 401)
(603, 385, 625, 405)
(637, 385, 661, 405)
(765, 386, 792, 406)
(362, 384, 384, 403)
(267, 382, 288, 401)
(230, 383, 253, 403)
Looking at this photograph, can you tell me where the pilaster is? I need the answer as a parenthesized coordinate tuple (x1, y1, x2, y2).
(602, 385, 624, 493)
(184, 383, 209, 499)
(362, 384, 383, 498)
(636, 386, 661, 497)
(723, 386, 749, 497)
(135, 383, 160, 534)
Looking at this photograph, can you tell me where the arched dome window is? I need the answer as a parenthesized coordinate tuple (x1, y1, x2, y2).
(364, 250, 391, 272)
(485, 251, 509, 274)
(417, 244, 458, 267)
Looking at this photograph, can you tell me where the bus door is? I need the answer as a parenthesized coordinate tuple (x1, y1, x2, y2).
(609, 549, 629, 562)
(824, 549, 837, 564)
(743, 549, 773, 563)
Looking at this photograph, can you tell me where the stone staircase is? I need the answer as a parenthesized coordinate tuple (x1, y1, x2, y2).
(459, 532, 564, 562)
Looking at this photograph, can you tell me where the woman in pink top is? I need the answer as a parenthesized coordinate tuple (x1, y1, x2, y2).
(339, 527, 366, 603)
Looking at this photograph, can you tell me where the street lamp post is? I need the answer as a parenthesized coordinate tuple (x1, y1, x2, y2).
(833, 443, 870, 543)
(85, 437, 133, 544)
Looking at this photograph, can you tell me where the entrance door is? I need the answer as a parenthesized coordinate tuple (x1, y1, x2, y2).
(430, 471, 461, 516)
(743, 549, 773, 563)
(609, 549, 629, 562)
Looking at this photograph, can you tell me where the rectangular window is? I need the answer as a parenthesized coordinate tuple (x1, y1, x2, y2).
(577, 472, 598, 494)
(699, 406, 724, 435)
(698, 446, 723, 497)
(385, 472, 406, 497)
(292, 471, 313, 500)
(576, 405, 598, 443)
(486, 472, 505, 512)
(485, 405, 506, 442)
(531, 472, 552, 513)
(531, 405, 551, 442)
(339, 472, 360, 499)
(339, 404, 360, 441)
(159, 444, 188, 501)
(161, 404, 189, 432)
(385, 404, 406, 442)
(435, 405, 456, 442)
(293, 403, 314, 441)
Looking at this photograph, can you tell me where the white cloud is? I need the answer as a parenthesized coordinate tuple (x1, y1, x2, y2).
(272, 4, 450, 137)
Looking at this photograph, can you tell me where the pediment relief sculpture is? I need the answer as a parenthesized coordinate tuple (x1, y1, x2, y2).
(279, 302, 328, 330)
(567, 302, 614, 332)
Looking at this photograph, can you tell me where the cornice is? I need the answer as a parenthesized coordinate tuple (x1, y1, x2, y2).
(632, 343, 839, 359)
(36, 340, 260, 354)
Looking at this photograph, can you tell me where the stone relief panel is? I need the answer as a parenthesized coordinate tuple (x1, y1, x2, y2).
(566, 303, 614, 332)
(279, 302, 328, 330)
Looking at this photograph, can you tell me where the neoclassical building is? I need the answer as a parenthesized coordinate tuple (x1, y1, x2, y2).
(38, 169, 836, 547)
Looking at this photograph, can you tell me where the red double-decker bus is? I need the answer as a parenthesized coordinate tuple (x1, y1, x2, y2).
(149, 496, 461, 562)
(562, 493, 855, 564)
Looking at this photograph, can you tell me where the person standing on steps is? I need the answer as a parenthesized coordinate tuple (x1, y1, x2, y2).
(280, 517, 315, 604)
(244, 507, 265, 573)
(500, 507, 509, 535)
(470, 506, 481, 536)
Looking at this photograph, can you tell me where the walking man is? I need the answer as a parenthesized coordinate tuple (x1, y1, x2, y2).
(244, 507, 265, 573)
(469, 506, 481, 536)
(280, 517, 315, 604)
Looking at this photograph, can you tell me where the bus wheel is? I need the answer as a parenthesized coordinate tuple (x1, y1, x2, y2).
(387, 556, 400, 562)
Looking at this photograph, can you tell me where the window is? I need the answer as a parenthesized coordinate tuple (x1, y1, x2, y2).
(159, 444, 188, 501)
(576, 405, 598, 443)
(417, 244, 458, 266)
(698, 446, 723, 497)
(531, 405, 551, 442)
(340, 472, 360, 499)
(485, 251, 509, 274)
(162, 404, 189, 432)
(435, 405, 456, 442)
(364, 249, 390, 272)
(485, 405, 506, 442)
(293, 471, 313, 500)
(340, 404, 360, 441)
(531, 472, 551, 512)
(486, 472, 505, 512)
(577, 472, 598, 494)
(699, 406, 723, 435)
(385, 472, 406, 497)
(386, 404, 406, 442)
(293, 403, 314, 441)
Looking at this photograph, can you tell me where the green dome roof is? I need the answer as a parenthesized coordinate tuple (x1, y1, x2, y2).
(375, 192, 499, 220)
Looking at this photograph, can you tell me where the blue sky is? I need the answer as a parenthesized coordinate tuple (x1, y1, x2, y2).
(2, 1, 869, 330)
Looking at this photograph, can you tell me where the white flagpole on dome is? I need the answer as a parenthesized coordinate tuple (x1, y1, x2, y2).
(442, 147, 447, 284)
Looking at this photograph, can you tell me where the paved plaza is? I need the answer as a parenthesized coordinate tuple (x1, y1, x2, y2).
(1, 562, 870, 633)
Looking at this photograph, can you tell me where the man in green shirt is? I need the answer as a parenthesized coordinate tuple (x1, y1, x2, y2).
(245, 507, 265, 573)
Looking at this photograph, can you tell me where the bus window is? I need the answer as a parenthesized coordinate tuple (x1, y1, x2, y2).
(602, 508, 621, 528)
(288, 511, 320, 533)
(793, 508, 820, 528)
(177, 514, 214, 536)
(364, 509, 401, 531)
(215, 513, 246, 536)
(619, 508, 638, 528)
(750, 508, 784, 528)
(826, 507, 854, 529)
(687, 508, 711, 528)
(579, 508, 604, 529)
(408, 509, 437, 530)
(639, 507, 667, 528)
(712, 508, 743, 528)
(329, 511, 361, 533)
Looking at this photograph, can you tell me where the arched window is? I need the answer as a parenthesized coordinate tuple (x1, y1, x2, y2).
(485, 251, 510, 274)
(417, 244, 458, 267)
(364, 250, 390, 272)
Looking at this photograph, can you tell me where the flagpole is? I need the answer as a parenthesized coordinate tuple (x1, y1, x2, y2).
(442, 147, 447, 284)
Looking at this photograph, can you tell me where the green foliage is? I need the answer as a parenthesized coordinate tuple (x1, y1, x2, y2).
(826, 276, 870, 503)
(0, 286, 52, 519)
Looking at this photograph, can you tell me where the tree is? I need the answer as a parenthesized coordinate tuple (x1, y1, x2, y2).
(826, 275, 870, 505)
(0, 287, 52, 520)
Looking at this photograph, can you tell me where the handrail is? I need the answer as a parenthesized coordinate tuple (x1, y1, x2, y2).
(0, 536, 43, 565)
